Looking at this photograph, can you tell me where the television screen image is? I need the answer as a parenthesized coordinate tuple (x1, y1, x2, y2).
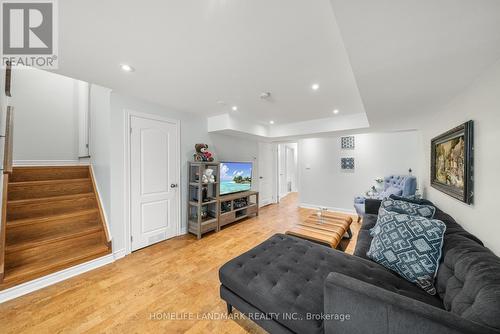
(220, 162, 253, 195)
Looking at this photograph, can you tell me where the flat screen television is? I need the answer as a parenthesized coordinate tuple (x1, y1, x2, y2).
(220, 161, 253, 195)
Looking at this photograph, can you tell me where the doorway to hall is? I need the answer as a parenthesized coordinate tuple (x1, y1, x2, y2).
(278, 142, 298, 202)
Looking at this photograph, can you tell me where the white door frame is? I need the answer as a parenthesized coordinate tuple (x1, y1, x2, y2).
(124, 109, 181, 255)
(276, 142, 298, 203)
(258, 142, 278, 207)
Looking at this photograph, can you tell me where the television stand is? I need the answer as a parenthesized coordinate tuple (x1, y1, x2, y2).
(188, 162, 259, 239)
(219, 191, 259, 229)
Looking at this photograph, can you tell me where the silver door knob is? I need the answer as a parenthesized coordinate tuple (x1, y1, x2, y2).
(170, 184, 178, 188)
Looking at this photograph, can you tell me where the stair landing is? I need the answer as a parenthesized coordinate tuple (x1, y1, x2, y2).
(0, 166, 111, 290)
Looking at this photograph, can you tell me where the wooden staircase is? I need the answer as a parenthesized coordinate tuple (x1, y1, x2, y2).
(0, 166, 111, 290)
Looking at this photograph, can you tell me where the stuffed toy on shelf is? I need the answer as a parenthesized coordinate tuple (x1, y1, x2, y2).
(193, 143, 214, 162)
(204, 168, 216, 183)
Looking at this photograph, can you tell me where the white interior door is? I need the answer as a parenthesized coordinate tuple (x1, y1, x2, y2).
(258, 142, 275, 206)
(130, 115, 179, 251)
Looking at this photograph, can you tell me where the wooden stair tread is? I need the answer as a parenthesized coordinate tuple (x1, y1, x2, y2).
(7, 208, 99, 228)
(2, 232, 110, 287)
(8, 178, 93, 201)
(8, 192, 95, 205)
(1, 166, 112, 290)
(8, 178, 90, 186)
(10, 166, 90, 183)
(7, 193, 97, 221)
(6, 223, 102, 254)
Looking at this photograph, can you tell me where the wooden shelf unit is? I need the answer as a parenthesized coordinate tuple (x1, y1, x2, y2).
(187, 162, 221, 239)
(219, 191, 259, 228)
(187, 162, 259, 239)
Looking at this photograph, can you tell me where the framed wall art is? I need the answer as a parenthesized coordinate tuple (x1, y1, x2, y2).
(431, 121, 474, 204)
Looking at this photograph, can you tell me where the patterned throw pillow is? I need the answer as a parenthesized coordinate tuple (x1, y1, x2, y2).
(367, 211, 446, 295)
(370, 208, 392, 236)
(381, 198, 436, 219)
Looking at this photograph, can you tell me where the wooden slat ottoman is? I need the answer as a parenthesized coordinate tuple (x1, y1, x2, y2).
(286, 212, 353, 249)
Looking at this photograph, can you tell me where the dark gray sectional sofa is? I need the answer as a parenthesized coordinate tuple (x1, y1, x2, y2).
(219, 200, 500, 334)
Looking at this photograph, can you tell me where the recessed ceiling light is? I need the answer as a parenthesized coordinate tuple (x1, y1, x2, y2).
(311, 83, 320, 91)
(232, 106, 238, 111)
(269, 120, 275, 125)
(120, 64, 135, 72)
(333, 109, 339, 114)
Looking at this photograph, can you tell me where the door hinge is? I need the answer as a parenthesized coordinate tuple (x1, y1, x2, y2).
(130, 235, 133, 242)
(130, 127, 132, 134)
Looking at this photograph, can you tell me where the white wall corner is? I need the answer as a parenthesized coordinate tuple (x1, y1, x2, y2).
(89, 165, 112, 241)
(113, 248, 127, 260)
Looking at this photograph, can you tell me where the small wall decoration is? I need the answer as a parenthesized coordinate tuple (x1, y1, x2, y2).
(341, 136, 355, 150)
(431, 121, 474, 204)
(341, 157, 355, 170)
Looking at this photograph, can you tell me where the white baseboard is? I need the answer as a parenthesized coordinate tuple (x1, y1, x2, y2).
(13, 160, 90, 166)
(0, 254, 114, 303)
(113, 248, 127, 260)
(279, 191, 290, 199)
(300, 202, 356, 215)
(259, 199, 275, 207)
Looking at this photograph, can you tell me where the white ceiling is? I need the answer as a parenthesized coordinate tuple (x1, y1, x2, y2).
(330, 0, 500, 128)
(54, 0, 500, 134)
(56, 0, 365, 125)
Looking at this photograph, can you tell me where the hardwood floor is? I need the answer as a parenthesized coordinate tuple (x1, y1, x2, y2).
(0, 193, 360, 334)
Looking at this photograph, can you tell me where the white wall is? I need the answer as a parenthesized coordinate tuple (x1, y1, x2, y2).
(419, 60, 500, 255)
(298, 132, 420, 212)
(208, 133, 259, 191)
(109, 93, 213, 253)
(10, 67, 86, 163)
(89, 85, 112, 224)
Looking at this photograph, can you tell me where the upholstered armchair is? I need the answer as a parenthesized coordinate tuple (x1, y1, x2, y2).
(354, 175, 417, 221)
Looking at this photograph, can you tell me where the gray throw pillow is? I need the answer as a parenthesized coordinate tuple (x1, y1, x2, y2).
(370, 208, 391, 236)
(381, 198, 436, 219)
(385, 186, 403, 197)
(367, 210, 446, 295)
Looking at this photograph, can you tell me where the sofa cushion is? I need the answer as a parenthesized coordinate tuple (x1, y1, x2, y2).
(367, 211, 446, 295)
(381, 198, 436, 219)
(434, 207, 483, 245)
(219, 234, 443, 334)
(354, 214, 377, 260)
(357, 203, 500, 330)
(389, 194, 434, 206)
(435, 232, 500, 331)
